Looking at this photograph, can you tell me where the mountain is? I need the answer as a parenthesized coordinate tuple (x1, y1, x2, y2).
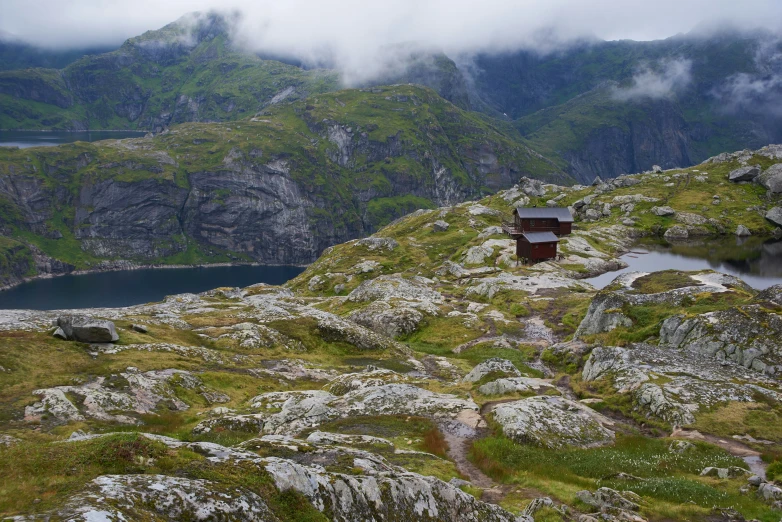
(2, 13, 782, 182)
(466, 31, 782, 180)
(0, 84, 568, 287)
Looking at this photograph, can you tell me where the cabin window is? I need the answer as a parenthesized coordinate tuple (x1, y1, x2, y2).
(534, 245, 539, 249)
(530, 220, 535, 226)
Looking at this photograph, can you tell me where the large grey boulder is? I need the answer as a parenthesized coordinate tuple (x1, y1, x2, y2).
(758, 163, 782, 193)
(651, 206, 675, 217)
(462, 358, 521, 383)
(575, 293, 633, 338)
(736, 225, 751, 237)
(755, 284, 782, 306)
(57, 315, 119, 343)
(728, 165, 761, 182)
(663, 225, 689, 239)
(348, 301, 424, 338)
(766, 207, 782, 227)
(492, 396, 615, 449)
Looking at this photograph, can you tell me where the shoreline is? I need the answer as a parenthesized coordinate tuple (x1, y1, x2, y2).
(0, 260, 310, 293)
(0, 129, 148, 133)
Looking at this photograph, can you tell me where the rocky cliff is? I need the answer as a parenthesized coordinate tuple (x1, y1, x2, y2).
(0, 84, 568, 283)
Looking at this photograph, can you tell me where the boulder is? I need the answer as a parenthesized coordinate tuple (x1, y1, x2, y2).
(492, 396, 615, 449)
(758, 163, 782, 193)
(575, 293, 633, 337)
(584, 209, 601, 220)
(462, 358, 521, 383)
(348, 301, 424, 338)
(576, 487, 640, 512)
(728, 165, 761, 182)
(477, 377, 553, 396)
(463, 245, 494, 265)
(735, 225, 751, 237)
(52, 327, 67, 340)
(651, 206, 676, 217)
(755, 284, 782, 305)
(652, 165, 663, 173)
(700, 466, 751, 479)
(663, 225, 689, 240)
(433, 220, 450, 232)
(131, 324, 148, 334)
(765, 207, 782, 227)
(356, 237, 399, 251)
(56, 315, 119, 343)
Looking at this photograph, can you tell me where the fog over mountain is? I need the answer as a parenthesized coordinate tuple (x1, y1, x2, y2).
(2, 0, 782, 77)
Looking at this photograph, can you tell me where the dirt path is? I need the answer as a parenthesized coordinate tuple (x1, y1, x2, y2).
(671, 427, 767, 478)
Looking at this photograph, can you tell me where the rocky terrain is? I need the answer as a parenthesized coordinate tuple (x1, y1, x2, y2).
(1, 145, 782, 521)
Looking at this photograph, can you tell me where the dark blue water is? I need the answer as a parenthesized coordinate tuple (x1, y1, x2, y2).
(586, 237, 782, 290)
(0, 130, 146, 149)
(0, 265, 305, 310)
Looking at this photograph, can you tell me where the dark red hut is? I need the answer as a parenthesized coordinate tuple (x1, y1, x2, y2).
(516, 231, 560, 261)
(502, 206, 573, 263)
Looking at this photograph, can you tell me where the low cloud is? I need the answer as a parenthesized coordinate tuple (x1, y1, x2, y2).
(712, 37, 782, 116)
(612, 59, 693, 101)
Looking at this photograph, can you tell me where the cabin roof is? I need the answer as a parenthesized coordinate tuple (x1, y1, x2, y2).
(513, 206, 574, 223)
(521, 231, 560, 244)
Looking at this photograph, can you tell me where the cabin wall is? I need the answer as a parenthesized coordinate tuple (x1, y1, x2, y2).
(521, 218, 560, 233)
(559, 222, 572, 235)
(516, 240, 558, 261)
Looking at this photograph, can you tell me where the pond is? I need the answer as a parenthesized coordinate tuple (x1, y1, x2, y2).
(0, 265, 305, 310)
(585, 236, 782, 290)
(0, 130, 146, 149)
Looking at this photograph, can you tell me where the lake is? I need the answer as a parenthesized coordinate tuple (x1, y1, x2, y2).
(586, 236, 782, 290)
(0, 130, 146, 149)
(0, 265, 305, 310)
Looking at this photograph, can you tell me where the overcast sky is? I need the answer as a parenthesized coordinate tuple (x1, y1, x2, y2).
(1, 0, 781, 52)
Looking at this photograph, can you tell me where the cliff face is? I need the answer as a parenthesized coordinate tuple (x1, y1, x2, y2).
(0, 85, 569, 274)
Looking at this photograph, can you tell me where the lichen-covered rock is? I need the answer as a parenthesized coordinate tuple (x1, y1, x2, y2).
(651, 206, 675, 217)
(659, 307, 782, 376)
(462, 358, 522, 383)
(24, 368, 223, 425)
(20, 474, 279, 521)
(755, 284, 782, 306)
(581, 344, 782, 425)
(57, 315, 119, 343)
(348, 301, 424, 338)
(736, 224, 752, 236)
(700, 466, 751, 479)
(477, 377, 553, 396)
(324, 369, 410, 395)
(728, 165, 761, 182)
(576, 487, 641, 512)
(575, 293, 633, 337)
(463, 245, 494, 265)
(236, 384, 478, 436)
(492, 396, 615, 449)
(305, 431, 395, 449)
(758, 163, 782, 193)
(347, 274, 443, 303)
(433, 220, 450, 232)
(663, 225, 689, 239)
(766, 207, 782, 227)
(356, 237, 399, 251)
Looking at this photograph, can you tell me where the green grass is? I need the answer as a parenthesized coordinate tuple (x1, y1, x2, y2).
(471, 433, 781, 521)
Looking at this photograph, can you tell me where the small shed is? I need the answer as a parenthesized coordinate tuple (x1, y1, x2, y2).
(517, 231, 560, 262)
(511, 207, 573, 236)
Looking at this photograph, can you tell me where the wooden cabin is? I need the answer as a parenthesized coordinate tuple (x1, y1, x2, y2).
(502, 206, 573, 263)
(516, 231, 560, 261)
(511, 207, 573, 235)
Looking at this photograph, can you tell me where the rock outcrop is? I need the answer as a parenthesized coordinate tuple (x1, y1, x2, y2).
(56, 315, 119, 343)
(492, 396, 615, 449)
